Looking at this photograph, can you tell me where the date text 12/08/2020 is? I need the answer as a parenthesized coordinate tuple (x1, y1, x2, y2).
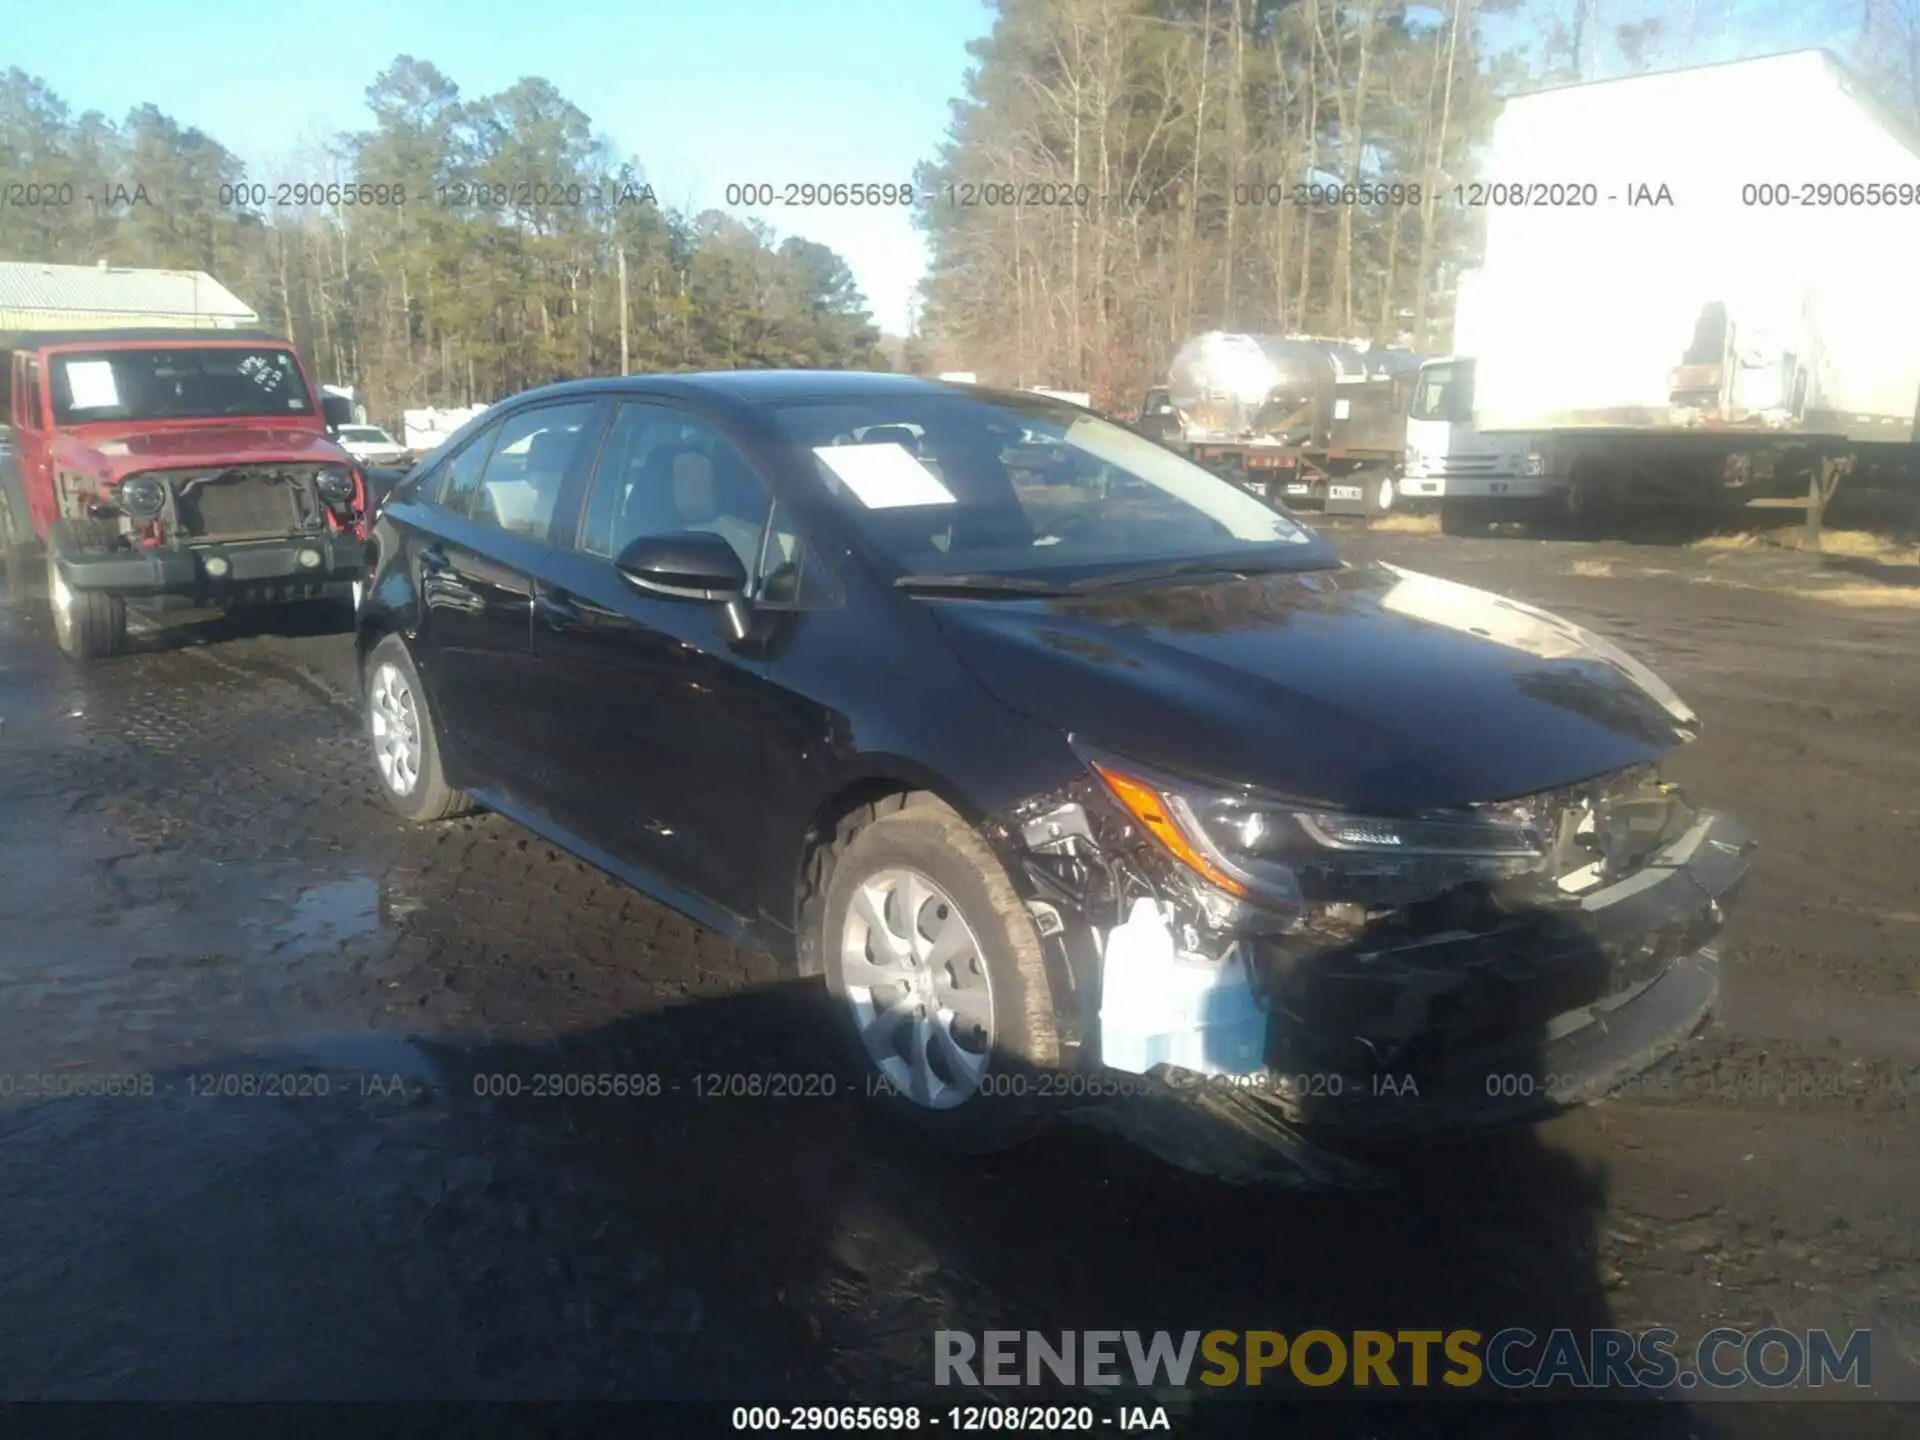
(729, 1404, 1173, 1432)
(211, 181, 659, 209)
(720, 182, 1176, 211)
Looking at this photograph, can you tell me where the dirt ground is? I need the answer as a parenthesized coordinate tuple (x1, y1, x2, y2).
(0, 526, 1915, 1435)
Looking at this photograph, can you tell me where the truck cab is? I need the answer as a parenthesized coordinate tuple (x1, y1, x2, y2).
(1400, 358, 1549, 520)
(1133, 387, 1182, 446)
(0, 328, 370, 662)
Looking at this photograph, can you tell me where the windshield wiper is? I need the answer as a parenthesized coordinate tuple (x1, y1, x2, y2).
(893, 573, 1073, 597)
(1068, 553, 1325, 592)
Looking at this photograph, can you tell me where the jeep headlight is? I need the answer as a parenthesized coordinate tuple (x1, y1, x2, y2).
(1522, 451, 1546, 477)
(117, 473, 166, 517)
(316, 466, 356, 504)
(1082, 745, 1550, 910)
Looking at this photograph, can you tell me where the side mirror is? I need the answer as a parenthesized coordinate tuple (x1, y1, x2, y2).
(615, 530, 749, 599)
(617, 531, 753, 641)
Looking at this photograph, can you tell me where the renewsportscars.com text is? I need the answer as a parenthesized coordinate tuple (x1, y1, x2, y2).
(934, 1327, 1872, 1391)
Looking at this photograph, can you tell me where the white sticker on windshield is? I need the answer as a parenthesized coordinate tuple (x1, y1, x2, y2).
(64, 361, 121, 410)
(813, 442, 957, 509)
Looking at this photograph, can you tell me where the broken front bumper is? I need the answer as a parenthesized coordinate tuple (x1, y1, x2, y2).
(1001, 773, 1754, 1156)
(54, 534, 362, 608)
(1242, 807, 1753, 1142)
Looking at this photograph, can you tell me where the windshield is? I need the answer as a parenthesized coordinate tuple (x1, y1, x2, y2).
(49, 348, 315, 425)
(1409, 360, 1474, 424)
(770, 392, 1328, 581)
(340, 426, 392, 443)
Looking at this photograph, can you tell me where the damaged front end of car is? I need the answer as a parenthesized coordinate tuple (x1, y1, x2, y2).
(982, 741, 1753, 1180)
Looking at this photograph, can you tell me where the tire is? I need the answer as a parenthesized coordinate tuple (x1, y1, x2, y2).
(1365, 471, 1397, 518)
(0, 475, 32, 609)
(1535, 464, 1604, 540)
(362, 631, 475, 823)
(46, 520, 127, 663)
(818, 796, 1062, 1152)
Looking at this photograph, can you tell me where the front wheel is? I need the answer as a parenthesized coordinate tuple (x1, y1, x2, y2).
(46, 523, 127, 663)
(363, 632, 474, 823)
(819, 799, 1062, 1151)
(0, 483, 33, 610)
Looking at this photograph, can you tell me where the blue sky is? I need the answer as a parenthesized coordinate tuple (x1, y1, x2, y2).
(5, 0, 995, 334)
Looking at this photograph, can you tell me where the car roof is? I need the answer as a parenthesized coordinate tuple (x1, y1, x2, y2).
(488, 369, 1043, 417)
(0, 327, 292, 352)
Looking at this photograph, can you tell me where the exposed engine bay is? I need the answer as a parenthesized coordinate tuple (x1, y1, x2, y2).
(102, 463, 362, 544)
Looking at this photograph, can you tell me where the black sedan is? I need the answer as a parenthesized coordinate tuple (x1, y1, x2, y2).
(355, 371, 1751, 1164)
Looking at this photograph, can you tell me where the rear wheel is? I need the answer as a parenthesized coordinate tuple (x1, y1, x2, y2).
(363, 632, 474, 823)
(1547, 464, 1615, 540)
(46, 521, 127, 663)
(819, 798, 1061, 1152)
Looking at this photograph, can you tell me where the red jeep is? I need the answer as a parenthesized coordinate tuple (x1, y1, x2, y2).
(0, 328, 369, 662)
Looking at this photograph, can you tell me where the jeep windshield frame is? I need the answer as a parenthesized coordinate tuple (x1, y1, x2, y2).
(47, 346, 318, 426)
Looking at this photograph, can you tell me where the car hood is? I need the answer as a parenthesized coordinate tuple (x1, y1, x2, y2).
(928, 561, 1700, 813)
(55, 424, 349, 480)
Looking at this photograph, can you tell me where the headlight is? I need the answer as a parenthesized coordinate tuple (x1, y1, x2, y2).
(1084, 747, 1551, 910)
(316, 466, 356, 504)
(1522, 452, 1546, 477)
(117, 473, 166, 517)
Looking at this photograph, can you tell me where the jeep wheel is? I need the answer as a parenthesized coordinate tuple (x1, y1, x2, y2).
(0, 485, 30, 609)
(363, 632, 474, 822)
(818, 797, 1060, 1152)
(46, 524, 127, 663)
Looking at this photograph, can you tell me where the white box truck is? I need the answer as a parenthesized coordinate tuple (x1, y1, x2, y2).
(1401, 50, 1920, 537)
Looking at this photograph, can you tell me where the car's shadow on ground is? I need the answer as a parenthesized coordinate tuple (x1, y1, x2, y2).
(0, 970, 1728, 1433)
(126, 597, 357, 652)
(412, 978, 1710, 1434)
(1, 562, 355, 660)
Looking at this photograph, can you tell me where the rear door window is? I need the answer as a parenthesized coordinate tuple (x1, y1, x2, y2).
(470, 402, 598, 540)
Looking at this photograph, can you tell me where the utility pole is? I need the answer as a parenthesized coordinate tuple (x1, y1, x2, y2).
(618, 247, 631, 375)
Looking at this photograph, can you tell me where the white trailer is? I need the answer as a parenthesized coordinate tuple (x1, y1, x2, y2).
(1402, 50, 1920, 539)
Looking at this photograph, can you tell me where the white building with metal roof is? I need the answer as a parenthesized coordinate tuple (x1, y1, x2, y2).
(0, 261, 259, 332)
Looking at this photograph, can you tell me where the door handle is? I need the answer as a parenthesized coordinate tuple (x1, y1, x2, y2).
(534, 590, 579, 628)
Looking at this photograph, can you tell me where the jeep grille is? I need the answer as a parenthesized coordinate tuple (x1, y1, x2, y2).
(168, 466, 329, 542)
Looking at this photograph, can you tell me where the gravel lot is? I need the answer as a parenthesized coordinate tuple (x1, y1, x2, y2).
(0, 527, 1914, 1435)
